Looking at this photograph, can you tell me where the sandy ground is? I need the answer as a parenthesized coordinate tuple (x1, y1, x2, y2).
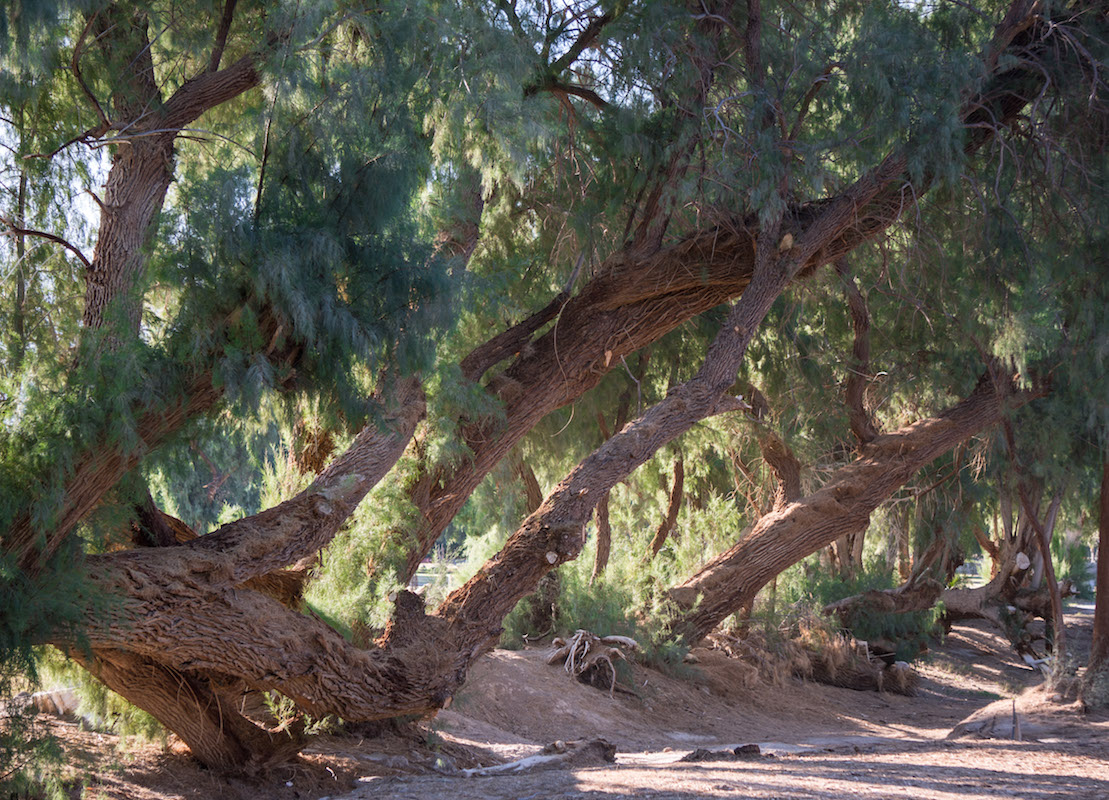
(42, 604, 1109, 800)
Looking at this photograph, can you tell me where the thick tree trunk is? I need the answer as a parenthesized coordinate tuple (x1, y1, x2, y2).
(1090, 460, 1109, 672)
(434, 145, 925, 656)
(71, 648, 301, 773)
(8, 20, 263, 572)
(668, 373, 1026, 644)
(48, 378, 425, 764)
(64, 582, 462, 726)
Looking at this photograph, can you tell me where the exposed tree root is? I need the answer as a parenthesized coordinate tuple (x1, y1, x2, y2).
(547, 630, 639, 695)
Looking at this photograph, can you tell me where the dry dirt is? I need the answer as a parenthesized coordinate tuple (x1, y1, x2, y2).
(45, 604, 1109, 800)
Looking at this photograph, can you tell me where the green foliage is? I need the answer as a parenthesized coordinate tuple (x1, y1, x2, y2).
(0, 701, 65, 800)
(773, 564, 943, 663)
(302, 448, 427, 631)
(0, 561, 77, 800)
(1052, 534, 1095, 600)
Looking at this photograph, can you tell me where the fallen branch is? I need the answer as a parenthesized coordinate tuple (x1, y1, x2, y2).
(461, 738, 616, 776)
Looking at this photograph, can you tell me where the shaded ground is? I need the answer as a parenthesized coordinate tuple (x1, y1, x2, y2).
(42, 604, 1109, 800)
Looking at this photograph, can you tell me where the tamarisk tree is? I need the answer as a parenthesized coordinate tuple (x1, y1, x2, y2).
(1, 0, 1105, 772)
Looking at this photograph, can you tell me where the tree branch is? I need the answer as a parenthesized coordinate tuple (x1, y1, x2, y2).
(108, 375, 425, 589)
(649, 457, 685, 557)
(67, 579, 459, 724)
(72, 11, 112, 132)
(459, 290, 569, 382)
(0, 218, 91, 269)
(669, 371, 1036, 643)
(162, 53, 261, 129)
(836, 259, 879, 446)
(549, 9, 616, 74)
(208, 0, 240, 72)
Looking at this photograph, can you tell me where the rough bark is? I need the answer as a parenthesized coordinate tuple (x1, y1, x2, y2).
(432, 136, 926, 657)
(65, 579, 462, 726)
(668, 372, 1028, 644)
(89, 376, 424, 593)
(82, 10, 261, 335)
(50, 377, 424, 766)
(29, 0, 1069, 770)
(70, 648, 301, 773)
(8, 11, 267, 573)
(758, 428, 802, 512)
(592, 493, 612, 582)
(941, 507, 1041, 639)
(434, 245, 800, 657)
(1089, 461, 1109, 672)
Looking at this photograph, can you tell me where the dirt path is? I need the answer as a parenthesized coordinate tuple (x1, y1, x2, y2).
(348, 740, 1109, 800)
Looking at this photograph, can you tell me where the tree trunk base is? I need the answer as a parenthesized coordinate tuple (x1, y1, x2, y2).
(71, 648, 304, 773)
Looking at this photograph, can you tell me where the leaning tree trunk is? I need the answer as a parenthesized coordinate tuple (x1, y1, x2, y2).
(1021, 487, 1067, 660)
(1084, 460, 1109, 704)
(667, 372, 1029, 644)
(432, 143, 936, 657)
(70, 648, 303, 773)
